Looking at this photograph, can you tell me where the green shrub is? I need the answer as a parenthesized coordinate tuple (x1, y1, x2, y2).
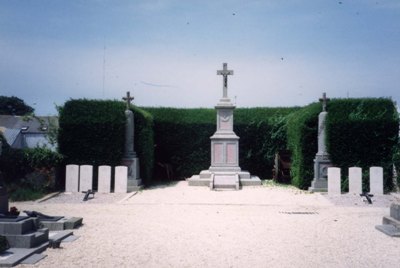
(0, 146, 62, 195)
(8, 186, 45, 201)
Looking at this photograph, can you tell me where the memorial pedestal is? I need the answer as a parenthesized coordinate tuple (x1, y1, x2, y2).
(188, 63, 261, 190)
(122, 157, 142, 192)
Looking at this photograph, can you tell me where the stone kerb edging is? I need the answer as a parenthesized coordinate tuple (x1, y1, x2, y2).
(65, 164, 128, 193)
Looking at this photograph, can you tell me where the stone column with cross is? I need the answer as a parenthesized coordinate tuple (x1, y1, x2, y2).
(121, 91, 142, 191)
(309, 92, 333, 192)
(188, 63, 261, 190)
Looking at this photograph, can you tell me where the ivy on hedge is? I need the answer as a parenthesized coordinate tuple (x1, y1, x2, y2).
(58, 99, 154, 185)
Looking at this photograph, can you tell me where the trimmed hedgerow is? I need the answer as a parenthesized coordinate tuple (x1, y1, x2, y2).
(144, 107, 299, 180)
(287, 98, 399, 191)
(58, 99, 154, 185)
(326, 98, 399, 192)
(286, 103, 320, 189)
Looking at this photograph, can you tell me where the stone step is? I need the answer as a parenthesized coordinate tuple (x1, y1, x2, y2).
(4, 228, 48, 248)
(213, 175, 239, 190)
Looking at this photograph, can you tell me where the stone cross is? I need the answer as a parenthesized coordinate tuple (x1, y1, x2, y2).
(319, 92, 330, 112)
(217, 63, 234, 99)
(122, 91, 134, 110)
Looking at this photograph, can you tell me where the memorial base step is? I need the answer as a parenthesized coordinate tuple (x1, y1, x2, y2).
(212, 175, 239, 190)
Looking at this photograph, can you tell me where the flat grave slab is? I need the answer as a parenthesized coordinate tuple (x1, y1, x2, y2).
(0, 242, 48, 267)
(40, 217, 83, 231)
(375, 224, 400, 237)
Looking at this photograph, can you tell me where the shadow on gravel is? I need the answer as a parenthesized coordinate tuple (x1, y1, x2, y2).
(145, 180, 181, 190)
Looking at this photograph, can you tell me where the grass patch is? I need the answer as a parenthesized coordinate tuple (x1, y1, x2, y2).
(8, 188, 46, 201)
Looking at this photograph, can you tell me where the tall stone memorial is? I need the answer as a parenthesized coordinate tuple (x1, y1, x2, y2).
(121, 91, 142, 192)
(309, 93, 333, 192)
(188, 63, 261, 190)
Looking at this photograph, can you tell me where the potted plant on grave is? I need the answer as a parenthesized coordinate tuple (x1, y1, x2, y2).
(8, 206, 20, 216)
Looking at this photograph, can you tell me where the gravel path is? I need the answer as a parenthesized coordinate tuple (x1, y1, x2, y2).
(11, 181, 400, 268)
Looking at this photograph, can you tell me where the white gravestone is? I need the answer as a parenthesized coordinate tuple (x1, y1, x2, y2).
(328, 167, 341, 196)
(98, 165, 111, 193)
(348, 167, 362, 195)
(65, 165, 79, 192)
(79, 165, 93, 192)
(115, 166, 128, 193)
(370, 166, 384, 195)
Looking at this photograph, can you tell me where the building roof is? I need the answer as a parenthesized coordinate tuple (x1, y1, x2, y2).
(0, 115, 58, 150)
(0, 115, 58, 134)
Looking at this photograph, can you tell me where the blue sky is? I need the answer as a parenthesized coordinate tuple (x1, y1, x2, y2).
(1, 0, 400, 115)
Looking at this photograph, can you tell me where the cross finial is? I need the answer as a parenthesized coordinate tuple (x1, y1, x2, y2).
(217, 63, 234, 99)
(122, 91, 134, 110)
(319, 92, 330, 112)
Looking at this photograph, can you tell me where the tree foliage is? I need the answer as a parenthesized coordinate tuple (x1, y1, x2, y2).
(0, 96, 34, 115)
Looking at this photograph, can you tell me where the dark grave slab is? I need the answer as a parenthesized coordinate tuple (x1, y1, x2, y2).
(40, 217, 83, 231)
(375, 224, 400, 237)
(0, 217, 30, 223)
(61, 235, 79, 243)
(0, 242, 48, 267)
(5, 228, 48, 248)
(20, 253, 47, 265)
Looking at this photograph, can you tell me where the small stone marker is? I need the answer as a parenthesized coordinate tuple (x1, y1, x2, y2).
(115, 166, 128, 193)
(348, 167, 362, 194)
(65, 165, 79, 192)
(370, 166, 383, 195)
(328, 167, 341, 195)
(98, 165, 111, 193)
(79, 165, 93, 192)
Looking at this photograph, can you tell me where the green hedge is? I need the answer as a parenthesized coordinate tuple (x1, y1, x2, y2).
(287, 98, 399, 191)
(145, 107, 299, 180)
(58, 99, 154, 185)
(286, 103, 320, 189)
(326, 98, 399, 192)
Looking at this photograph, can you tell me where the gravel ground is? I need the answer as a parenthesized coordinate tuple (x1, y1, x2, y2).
(10, 181, 400, 268)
